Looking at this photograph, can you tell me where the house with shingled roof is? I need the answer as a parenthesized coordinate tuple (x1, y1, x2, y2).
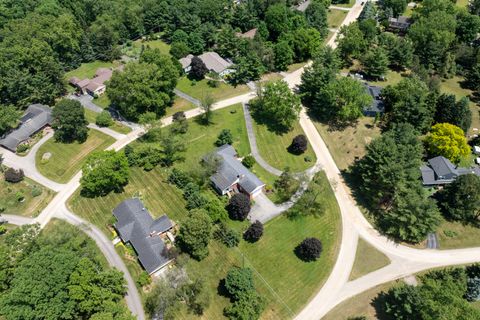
(420, 156, 480, 186)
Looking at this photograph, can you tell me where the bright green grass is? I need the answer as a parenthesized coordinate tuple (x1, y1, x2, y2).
(164, 97, 196, 118)
(437, 220, 480, 249)
(176, 77, 250, 102)
(183, 171, 341, 319)
(349, 238, 390, 280)
(287, 62, 308, 73)
(252, 120, 317, 173)
(327, 9, 348, 28)
(65, 60, 119, 80)
(0, 175, 55, 217)
(93, 95, 110, 109)
(369, 69, 406, 87)
(84, 108, 132, 135)
(36, 130, 115, 183)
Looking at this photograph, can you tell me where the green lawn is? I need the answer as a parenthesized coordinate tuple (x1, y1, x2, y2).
(327, 9, 348, 28)
(331, 0, 355, 8)
(369, 70, 407, 87)
(287, 62, 308, 73)
(123, 38, 171, 58)
(0, 175, 55, 217)
(313, 117, 381, 171)
(36, 130, 115, 183)
(65, 60, 120, 80)
(437, 220, 480, 249)
(252, 120, 317, 173)
(84, 108, 132, 135)
(164, 97, 196, 118)
(93, 94, 110, 109)
(176, 77, 250, 102)
(349, 238, 390, 281)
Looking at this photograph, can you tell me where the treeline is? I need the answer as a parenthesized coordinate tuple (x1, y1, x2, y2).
(0, 223, 133, 320)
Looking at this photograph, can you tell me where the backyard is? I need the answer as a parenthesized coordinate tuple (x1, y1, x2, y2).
(0, 175, 55, 217)
(84, 108, 132, 135)
(36, 130, 115, 183)
(64, 60, 121, 81)
(164, 97, 196, 118)
(437, 220, 480, 249)
(176, 77, 250, 102)
(122, 38, 171, 58)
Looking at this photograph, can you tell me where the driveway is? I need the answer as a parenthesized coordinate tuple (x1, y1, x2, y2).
(68, 94, 103, 113)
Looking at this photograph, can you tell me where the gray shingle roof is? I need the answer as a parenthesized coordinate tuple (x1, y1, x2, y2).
(421, 156, 480, 185)
(363, 84, 385, 116)
(0, 104, 52, 152)
(209, 145, 265, 195)
(428, 156, 457, 178)
(113, 198, 173, 274)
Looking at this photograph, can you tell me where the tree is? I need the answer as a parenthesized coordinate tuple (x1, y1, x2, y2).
(465, 62, 480, 96)
(336, 22, 367, 62)
(200, 94, 215, 124)
(243, 221, 264, 242)
(274, 168, 298, 201)
(89, 15, 121, 61)
(4, 168, 24, 183)
(439, 174, 480, 223)
(80, 151, 130, 197)
(224, 267, 255, 299)
(52, 99, 88, 143)
(177, 211, 212, 260)
(273, 41, 294, 71)
(170, 41, 190, 60)
(286, 27, 323, 62)
(227, 193, 251, 221)
(107, 62, 178, 121)
(456, 9, 480, 44)
(250, 80, 301, 132)
(424, 123, 470, 164)
(0, 105, 20, 135)
(229, 54, 264, 85)
(434, 94, 472, 133)
(215, 129, 233, 146)
(265, 4, 291, 40)
(160, 133, 186, 166)
(289, 134, 308, 154)
(213, 223, 240, 248)
(305, 0, 328, 37)
(190, 56, 209, 80)
(171, 111, 189, 134)
(295, 237, 322, 261)
(95, 111, 113, 127)
(362, 47, 389, 79)
(379, 0, 407, 17)
(241, 155, 255, 168)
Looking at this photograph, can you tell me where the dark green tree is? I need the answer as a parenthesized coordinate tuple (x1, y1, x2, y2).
(224, 267, 255, 299)
(305, 0, 328, 37)
(177, 210, 213, 260)
(362, 47, 389, 79)
(439, 174, 480, 223)
(52, 99, 88, 143)
(215, 129, 234, 146)
(273, 41, 294, 71)
(0, 105, 20, 135)
(434, 94, 472, 133)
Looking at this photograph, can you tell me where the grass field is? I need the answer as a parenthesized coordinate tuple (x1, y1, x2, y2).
(123, 38, 171, 58)
(0, 175, 55, 217)
(165, 97, 196, 117)
(349, 238, 390, 281)
(327, 9, 348, 28)
(36, 130, 115, 183)
(84, 108, 131, 134)
(93, 94, 110, 109)
(369, 70, 407, 87)
(65, 60, 120, 80)
(437, 220, 480, 249)
(313, 117, 381, 171)
(252, 120, 317, 173)
(176, 77, 250, 102)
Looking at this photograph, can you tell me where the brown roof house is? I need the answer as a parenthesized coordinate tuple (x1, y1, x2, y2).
(69, 66, 123, 97)
(388, 16, 412, 32)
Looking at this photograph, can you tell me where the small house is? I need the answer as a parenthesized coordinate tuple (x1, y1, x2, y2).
(363, 84, 384, 117)
(420, 156, 480, 186)
(388, 16, 412, 32)
(179, 52, 234, 77)
(69, 66, 121, 97)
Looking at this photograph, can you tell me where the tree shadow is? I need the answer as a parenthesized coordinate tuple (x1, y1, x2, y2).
(371, 292, 394, 320)
(217, 278, 231, 300)
(250, 108, 291, 135)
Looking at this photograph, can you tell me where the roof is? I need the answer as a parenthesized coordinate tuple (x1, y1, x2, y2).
(296, 0, 311, 12)
(388, 16, 412, 28)
(0, 104, 52, 152)
(76, 79, 90, 88)
(93, 68, 113, 84)
(421, 156, 480, 185)
(235, 28, 258, 39)
(85, 81, 105, 93)
(113, 198, 173, 273)
(428, 156, 458, 178)
(179, 54, 194, 69)
(363, 84, 384, 115)
(198, 52, 233, 74)
(209, 145, 265, 194)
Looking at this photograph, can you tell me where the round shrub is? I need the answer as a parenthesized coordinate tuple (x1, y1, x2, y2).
(289, 134, 308, 155)
(295, 237, 322, 262)
(95, 111, 113, 127)
(227, 193, 251, 221)
(242, 155, 256, 168)
(243, 220, 264, 242)
(4, 168, 24, 183)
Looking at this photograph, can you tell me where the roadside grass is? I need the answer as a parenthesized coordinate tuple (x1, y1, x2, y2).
(36, 130, 115, 183)
(93, 94, 110, 109)
(349, 238, 390, 281)
(331, 0, 355, 8)
(64, 60, 120, 80)
(84, 108, 132, 135)
(327, 9, 348, 28)
(176, 77, 250, 102)
(164, 97, 196, 118)
(322, 281, 399, 320)
(437, 220, 480, 249)
(313, 117, 381, 171)
(0, 175, 55, 217)
(287, 62, 308, 73)
(252, 119, 317, 173)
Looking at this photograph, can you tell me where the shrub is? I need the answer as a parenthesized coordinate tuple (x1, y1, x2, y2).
(207, 79, 220, 88)
(214, 223, 240, 247)
(289, 134, 308, 155)
(243, 221, 264, 242)
(95, 111, 113, 127)
(0, 225, 6, 235)
(4, 168, 24, 183)
(227, 193, 251, 221)
(16, 144, 29, 153)
(224, 267, 255, 299)
(137, 271, 152, 287)
(295, 237, 322, 262)
(242, 155, 256, 168)
(16, 191, 25, 202)
(168, 168, 193, 189)
(215, 129, 233, 146)
(31, 186, 42, 197)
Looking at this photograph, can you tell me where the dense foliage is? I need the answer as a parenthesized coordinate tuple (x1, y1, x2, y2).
(439, 174, 480, 224)
(424, 123, 470, 164)
(243, 220, 264, 242)
(52, 99, 89, 143)
(4, 168, 24, 183)
(177, 210, 213, 260)
(289, 134, 308, 154)
(227, 193, 251, 221)
(295, 237, 322, 261)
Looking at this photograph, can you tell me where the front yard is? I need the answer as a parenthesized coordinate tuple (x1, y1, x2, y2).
(176, 77, 250, 102)
(84, 108, 132, 135)
(65, 60, 121, 81)
(36, 130, 115, 183)
(0, 175, 55, 217)
(327, 9, 348, 28)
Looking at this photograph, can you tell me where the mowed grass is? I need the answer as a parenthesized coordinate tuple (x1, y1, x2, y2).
(0, 175, 55, 217)
(164, 97, 196, 117)
(287, 62, 308, 73)
(313, 117, 381, 171)
(349, 238, 390, 281)
(84, 108, 132, 135)
(327, 9, 348, 28)
(176, 77, 250, 102)
(93, 94, 110, 109)
(65, 60, 120, 80)
(69, 167, 187, 235)
(437, 220, 480, 249)
(252, 120, 317, 173)
(36, 130, 115, 183)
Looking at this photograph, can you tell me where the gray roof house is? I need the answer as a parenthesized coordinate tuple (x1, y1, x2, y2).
(363, 84, 385, 116)
(388, 16, 412, 32)
(0, 104, 52, 152)
(179, 52, 234, 77)
(421, 156, 480, 186)
(208, 145, 265, 199)
(113, 198, 174, 274)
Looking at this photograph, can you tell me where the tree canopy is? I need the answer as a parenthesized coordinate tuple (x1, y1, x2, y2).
(424, 123, 470, 164)
(439, 174, 480, 224)
(177, 210, 213, 260)
(52, 99, 88, 143)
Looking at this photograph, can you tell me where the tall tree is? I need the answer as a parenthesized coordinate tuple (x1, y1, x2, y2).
(362, 46, 389, 79)
(434, 94, 472, 133)
(189, 56, 209, 80)
(425, 123, 471, 164)
(177, 211, 213, 260)
(305, 0, 328, 37)
(0, 105, 20, 135)
(336, 22, 367, 63)
(439, 174, 480, 223)
(52, 99, 88, 143)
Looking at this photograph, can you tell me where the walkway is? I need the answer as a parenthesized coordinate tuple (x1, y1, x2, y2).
(2, 214, 34, 226)
(174, 88, 201, 106)
(88, 123, 126, 140)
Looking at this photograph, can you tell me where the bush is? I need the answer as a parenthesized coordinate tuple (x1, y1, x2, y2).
(207, 79, 220, 88)
(95, 111, 113, 127)
(288, 134, 308, 155)
(224, 267, 255, 299)
(295, 237, 322, 262)
(214, 223, 240, 247)
(168, 168, 194, 189)
(243, 221, 264, 242)
(15, 191, 25, 202)
(31, 186, 42, 197)
(215, 129, 234, 146)
(137, 271, 152, 287)
(227, 193, 251, 221)
(242, 155, 256, 168)
(0, 225, 7, 235)
(16, 144, 29, 153)
(4, 168, 24, 183)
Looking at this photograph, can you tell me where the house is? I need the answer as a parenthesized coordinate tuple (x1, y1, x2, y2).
(179, 52, 234, 77)
(69, 66, 122, 97)
(0, 104, 52, 152)
(235, 28, 258, 39)
(363, 84, 385, 116)
(420, 156, 480, 186)
(208, 145, 265, 199)
(113, 198, 175, 275)
(388, 16, 412, 32)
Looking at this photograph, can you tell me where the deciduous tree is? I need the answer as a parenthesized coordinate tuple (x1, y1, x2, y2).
(295, 237, 322, 261)
(227, 193, 251, 221)
(424, 123, 470, 164)
(177, 211, 212, 260)
(439, 174, 480, 223)
(52, 99, 88, 143)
